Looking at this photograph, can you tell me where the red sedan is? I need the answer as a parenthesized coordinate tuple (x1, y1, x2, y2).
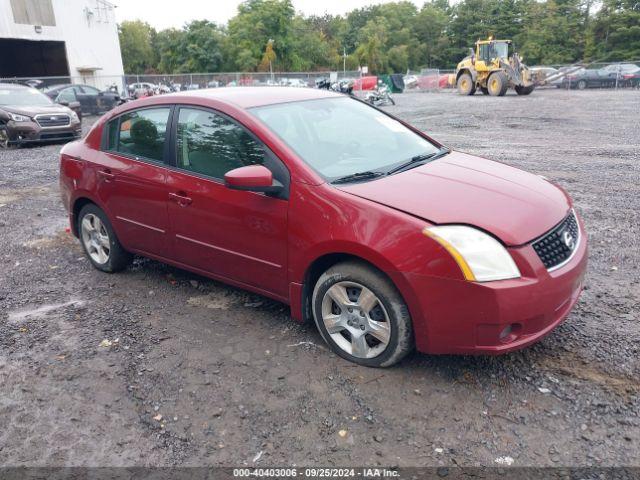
(59, 87, 587, 367)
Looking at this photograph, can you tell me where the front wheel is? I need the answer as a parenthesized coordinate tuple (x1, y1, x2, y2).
(577, 80, 587, 90)
(78, 204, 132, 273)
(312, 261, 414, 367)
(488, 72, 508, 96)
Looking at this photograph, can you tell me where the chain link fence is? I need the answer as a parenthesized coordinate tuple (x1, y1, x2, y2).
(1, 61, 638, 99)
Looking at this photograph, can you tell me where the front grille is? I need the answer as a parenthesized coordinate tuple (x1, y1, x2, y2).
(40, 132, 76, 140)
(35, 114, 70, 128)
(532, 211, 580, 270)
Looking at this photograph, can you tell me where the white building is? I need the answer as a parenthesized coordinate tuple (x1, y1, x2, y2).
(0, 0, 124, 89)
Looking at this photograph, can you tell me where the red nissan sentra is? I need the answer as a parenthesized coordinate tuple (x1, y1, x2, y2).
(59, 87, 587, 367)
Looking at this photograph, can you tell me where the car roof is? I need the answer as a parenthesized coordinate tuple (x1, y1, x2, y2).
(0, 82, 31, 90)
(173, 86, 343, 109)
(43, 83, 72, 91)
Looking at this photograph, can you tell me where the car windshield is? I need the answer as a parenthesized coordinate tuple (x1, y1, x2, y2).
(251, 97, 440, 181)
(0, 87, 53, 106)
(605, 64, 639, 73)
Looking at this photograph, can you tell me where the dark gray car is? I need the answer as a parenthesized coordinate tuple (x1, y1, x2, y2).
(0, 83, 81, 148)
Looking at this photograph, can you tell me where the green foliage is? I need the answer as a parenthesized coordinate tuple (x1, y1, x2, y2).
(589, 0, 640, 61)
(119, 0, 640, 74)
(118, 20, 157, 74)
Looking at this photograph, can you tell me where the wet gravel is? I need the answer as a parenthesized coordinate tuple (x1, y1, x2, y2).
(0, 89, 638, 468)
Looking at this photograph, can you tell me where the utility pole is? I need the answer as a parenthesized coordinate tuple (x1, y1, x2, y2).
(268, 39, 274, 83)
(343, 47, 347, 74)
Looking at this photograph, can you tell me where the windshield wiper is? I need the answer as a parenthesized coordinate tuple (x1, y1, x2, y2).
(386, 147, 451, 175)
(332, 171, 386, 184)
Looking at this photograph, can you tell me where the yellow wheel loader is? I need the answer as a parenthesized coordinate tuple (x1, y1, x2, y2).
(455, 38, 535, 96)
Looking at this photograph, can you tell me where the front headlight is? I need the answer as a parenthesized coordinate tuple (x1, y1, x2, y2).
(8, 112, 29, 122)
(424, 225, 520, 282)
(69, 111, 79, 122)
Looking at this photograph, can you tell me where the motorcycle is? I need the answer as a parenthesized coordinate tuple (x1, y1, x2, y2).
(315, 78, 331, 90)
(365, 80, 395, 106)
(316, 77, 355, 95)
(332, 79, 355, 95)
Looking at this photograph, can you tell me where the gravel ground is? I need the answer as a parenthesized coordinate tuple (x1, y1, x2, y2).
(0, 89, 638, 468)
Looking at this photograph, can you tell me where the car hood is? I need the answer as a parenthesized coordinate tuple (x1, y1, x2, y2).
(335, 151, 571, 246)
(1, 104, 73, 117)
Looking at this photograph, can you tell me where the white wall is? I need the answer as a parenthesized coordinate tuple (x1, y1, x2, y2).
(0, 0, 124, 89)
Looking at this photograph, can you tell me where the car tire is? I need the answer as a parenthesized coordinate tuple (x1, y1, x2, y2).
(312, 261, 414, 367)
(457, 73, 475, 95)
(78, 204, 132, 273)
(488, 72, 509, 96)
(0, 124, 11, 149)
(577, 80, 587, 90)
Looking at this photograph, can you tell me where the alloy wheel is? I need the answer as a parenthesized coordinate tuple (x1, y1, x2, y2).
(81, 213, 111, 264)
(321, 281, 391, 359)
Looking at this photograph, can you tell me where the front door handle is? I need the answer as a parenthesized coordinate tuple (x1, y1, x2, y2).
(169, 192, 193, 207)
(98, 169, 115, 181)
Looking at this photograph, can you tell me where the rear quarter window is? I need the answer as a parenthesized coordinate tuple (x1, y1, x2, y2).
(106, 119, 118, 150)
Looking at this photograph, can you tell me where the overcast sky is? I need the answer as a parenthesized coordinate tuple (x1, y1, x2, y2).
(114, 0, 424, 30)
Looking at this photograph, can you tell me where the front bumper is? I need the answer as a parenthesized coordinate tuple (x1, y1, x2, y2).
(7, 120, 82, 145)
(405, 218, 588, 355)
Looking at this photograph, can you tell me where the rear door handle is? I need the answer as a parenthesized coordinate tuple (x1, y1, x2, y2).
(98, 169, 115, 181)
(169, 192, 193, 206)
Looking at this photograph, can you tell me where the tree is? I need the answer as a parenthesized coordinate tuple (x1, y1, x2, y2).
(179, 21, 225, 72)
(227, 0, 295, 71)
(590, 0, 640, 61)
(414, 2, 451, 68)
(289, 16, 340, 71)
(518, 0, 587, 64)
(356, 18, 390, 73)
(259, 39, 277, 72)
(118, 20, 157, 74)
(155, 28, 185, 73)
(118, 0, 639, 75)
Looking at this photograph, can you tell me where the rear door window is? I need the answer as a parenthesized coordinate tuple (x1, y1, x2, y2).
(115, 108, 170, 162)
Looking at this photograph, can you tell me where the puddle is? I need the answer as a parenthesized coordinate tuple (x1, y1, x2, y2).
(7, 299, 87, 323)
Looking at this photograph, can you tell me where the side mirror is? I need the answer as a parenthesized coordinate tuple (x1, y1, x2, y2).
(58, 100, 70, 106)
(224, 165, 282, 194)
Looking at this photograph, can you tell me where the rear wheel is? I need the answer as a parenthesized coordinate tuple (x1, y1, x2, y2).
(488, 72, 508, 96)
(312, 261, 414, 367)
(515, 85, 535, 95)
(577, 80, 587, 90)
(457, 73, 476, 95)
(78, 204, 132, 273)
